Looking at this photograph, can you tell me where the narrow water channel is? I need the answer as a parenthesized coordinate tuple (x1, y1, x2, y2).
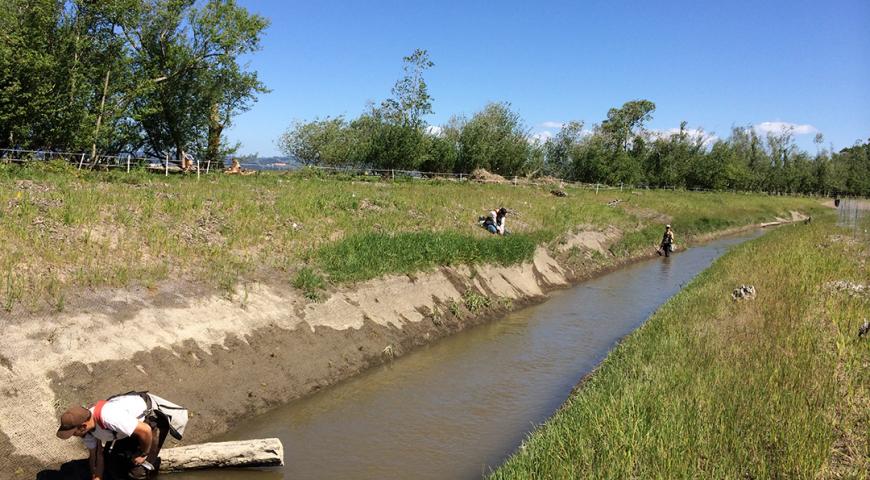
(172, 230, 764, 480)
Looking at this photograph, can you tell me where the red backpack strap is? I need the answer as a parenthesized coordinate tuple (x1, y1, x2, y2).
(93, 400, 108, 429)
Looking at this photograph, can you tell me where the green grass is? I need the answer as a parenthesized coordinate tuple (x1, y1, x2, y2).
(0, 162, 828, 312)
(489, 218, 869, 479)
(292, 267, 326, 301)
(609, 189, 825, 255)
(316, 231, 538, 282)
(462, 289, 492, 313)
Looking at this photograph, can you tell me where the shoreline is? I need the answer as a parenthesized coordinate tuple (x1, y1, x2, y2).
(489, 213, 866, 478)
(0, 214, 811, 477)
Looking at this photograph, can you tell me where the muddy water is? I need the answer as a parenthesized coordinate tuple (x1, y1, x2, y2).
(172, 231, 764, 480)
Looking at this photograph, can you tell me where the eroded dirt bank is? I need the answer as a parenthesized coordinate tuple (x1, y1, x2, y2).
(0, 217, 807, 478)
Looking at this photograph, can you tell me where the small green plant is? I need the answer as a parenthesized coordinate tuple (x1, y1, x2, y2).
(46, 277, 65, 313)
(462, 290, 491, 313)
(293, 267, 326, 301)
(448, 301, 461, 317)
(3, 267, 20, 313)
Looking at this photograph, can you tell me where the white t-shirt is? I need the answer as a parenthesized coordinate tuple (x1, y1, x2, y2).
(82, 395, 148, 450)
(489, 211, 506, 234)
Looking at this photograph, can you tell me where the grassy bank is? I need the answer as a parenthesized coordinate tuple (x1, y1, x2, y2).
(0, 161, 827, 313)
(490, 218, 869, 478)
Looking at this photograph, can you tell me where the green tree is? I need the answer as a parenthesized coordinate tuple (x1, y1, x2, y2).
(279, 117, 356, 166)
(570, 128, 609, 183)
(126, 0, 268, 164)
(456, 102, 530, 176)
(598, 100, 656, 184)
(543, 121, 584, 178)
(646, 122, 711, 188)
(349, 105, 427, 170)
(346, 49, 435, 170)
(0, 0, 63, 148)
(601, 100, 656, 152)
(833, 139, 870, 196)
(194, 0, 269, 167)
(419, 129, 458, 174)
(380, 48, 434, 128)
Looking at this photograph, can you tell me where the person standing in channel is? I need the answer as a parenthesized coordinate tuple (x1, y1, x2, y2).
(660, 224, 675, 257)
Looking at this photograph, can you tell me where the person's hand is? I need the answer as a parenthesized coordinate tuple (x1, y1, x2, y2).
(133, 455, 147, 465)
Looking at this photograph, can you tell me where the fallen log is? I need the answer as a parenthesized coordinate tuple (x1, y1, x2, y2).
(158, 438, 284, 472)
(760, 221, 783, 228)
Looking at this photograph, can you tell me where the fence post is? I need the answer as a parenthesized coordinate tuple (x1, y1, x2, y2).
(126, 154, 131, 173)
(596, 183, 599, 194)
(78, 153, 85, 170)
(165, 154, 169, 176)
(196, 157, 200, 181)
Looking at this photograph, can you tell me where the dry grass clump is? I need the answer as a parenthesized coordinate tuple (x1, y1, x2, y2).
(469, 168, 507, 183)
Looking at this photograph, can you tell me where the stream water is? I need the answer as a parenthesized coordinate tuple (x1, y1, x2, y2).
(171, 230, 765, 480)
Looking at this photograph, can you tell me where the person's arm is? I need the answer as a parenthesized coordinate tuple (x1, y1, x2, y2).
(130, 421, 153, 465)
(88, 446, 104, 480)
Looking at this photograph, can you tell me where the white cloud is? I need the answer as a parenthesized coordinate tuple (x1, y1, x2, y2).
(530, 128, 596, 144)
(425, 125, 444, 137)
(754, 121, 818, 136)
(650, 128, 718, 147)
(531, 130, 554, 143)
(539, 121, 565, 129)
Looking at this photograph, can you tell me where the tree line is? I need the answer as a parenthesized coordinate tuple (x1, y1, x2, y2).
(2, 9, 865, 198)
(0, 0, 267, 166)
(280, 51, 869, 196)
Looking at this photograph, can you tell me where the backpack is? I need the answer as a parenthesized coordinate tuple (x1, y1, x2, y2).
(94, 391, 189, 441)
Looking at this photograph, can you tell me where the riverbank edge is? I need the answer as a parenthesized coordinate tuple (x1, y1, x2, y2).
(0, 214, 808, 478)
(488, 213, 869, 478)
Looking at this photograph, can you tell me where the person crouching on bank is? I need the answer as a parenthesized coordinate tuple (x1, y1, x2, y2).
(56, 391, 187, 480)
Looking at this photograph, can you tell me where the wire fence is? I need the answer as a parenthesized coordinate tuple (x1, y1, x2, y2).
(0, 148, 226, 175)
(242, 163, 839, 198)
(0, 147, 857, 199)
(836, 198, 870, 240)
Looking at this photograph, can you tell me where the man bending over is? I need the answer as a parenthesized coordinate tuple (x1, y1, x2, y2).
(57, 391, 186, 480)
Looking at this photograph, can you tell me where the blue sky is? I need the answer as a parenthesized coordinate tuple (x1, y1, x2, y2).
(227, 0, 869, 156)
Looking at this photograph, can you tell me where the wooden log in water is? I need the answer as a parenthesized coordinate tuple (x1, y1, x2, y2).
(158, 438, 284, 472)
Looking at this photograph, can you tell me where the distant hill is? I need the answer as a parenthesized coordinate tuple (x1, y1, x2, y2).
(236, 156, 301, 171)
